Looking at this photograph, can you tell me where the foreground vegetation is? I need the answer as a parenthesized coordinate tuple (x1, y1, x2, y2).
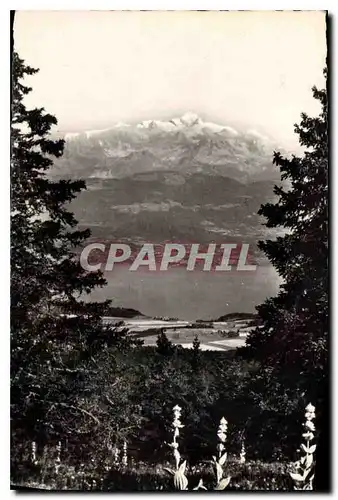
(11, 341, 314, 483)
(12, 402, 316, 491)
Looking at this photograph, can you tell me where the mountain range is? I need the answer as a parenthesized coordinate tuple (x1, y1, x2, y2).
(51, 113, 285, 256)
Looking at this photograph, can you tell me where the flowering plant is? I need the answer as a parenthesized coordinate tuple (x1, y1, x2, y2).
(289, 403, 316, 490)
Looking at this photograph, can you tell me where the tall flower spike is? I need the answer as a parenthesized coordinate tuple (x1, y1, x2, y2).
(55, 441, 62, 474)
(122, 440, 128, 466)
(114, 446, 120, 464)
(212, 417, 231, 490)
(239, 440, 246, 464)
(31, 441, 37, 464)
(217, 417, 228, 452)
(290, 403, 316, 490)
(56, 441, 61, 463)
(164, 405, 189, 490)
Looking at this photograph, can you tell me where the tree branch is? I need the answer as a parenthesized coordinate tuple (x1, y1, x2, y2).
(55, 402, 101, 425)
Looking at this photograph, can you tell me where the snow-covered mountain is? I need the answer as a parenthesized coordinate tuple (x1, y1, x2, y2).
(55, 112, 281, 183)
(64, 112, 270, 144)
(134, 112, 240, 136)
(50, 112, 285, 250)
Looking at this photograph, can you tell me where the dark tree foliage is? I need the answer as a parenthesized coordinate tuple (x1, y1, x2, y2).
(192, 335, 200, 351)
(190, 335, 201, 372)
(156, 330, 175, 357)
(242, 71, 329, 490)
(11, 52, 128, 444)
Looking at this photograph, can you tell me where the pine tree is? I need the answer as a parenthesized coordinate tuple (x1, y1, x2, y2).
(192, 335, 200, 351)
(11, 52, 126, 444)
(191, 335, 201, 371)
(156, 330, 175, 357)
(243, 70, 328, 489)
(245, 73, 328, 379)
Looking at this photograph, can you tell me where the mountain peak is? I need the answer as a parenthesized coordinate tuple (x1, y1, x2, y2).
(180, 112, 201, 126)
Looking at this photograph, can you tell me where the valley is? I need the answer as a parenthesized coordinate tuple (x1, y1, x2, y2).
(103, 314, 257, 351)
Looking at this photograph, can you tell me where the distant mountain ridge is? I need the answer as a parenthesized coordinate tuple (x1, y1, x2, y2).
(64, 112, 243, 139)
(52, 112, 282, 183)
(50, 113, 285, 250)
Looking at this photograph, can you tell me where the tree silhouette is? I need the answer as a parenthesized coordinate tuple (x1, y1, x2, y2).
(156, 330, 175, 357)
(243, 70, 328, 490)
(11, 52, 127, 443)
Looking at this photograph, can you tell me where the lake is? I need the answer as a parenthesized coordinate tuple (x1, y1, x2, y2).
(88, 264, 282, 320)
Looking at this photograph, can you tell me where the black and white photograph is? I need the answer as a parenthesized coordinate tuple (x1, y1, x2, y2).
(9, 8, 329, 492)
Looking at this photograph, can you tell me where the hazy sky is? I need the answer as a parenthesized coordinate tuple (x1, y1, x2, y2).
(15, 10, 326, 148)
